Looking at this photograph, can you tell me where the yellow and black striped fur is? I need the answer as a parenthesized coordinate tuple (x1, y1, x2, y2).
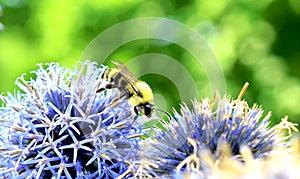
(97, 61, 154, 118)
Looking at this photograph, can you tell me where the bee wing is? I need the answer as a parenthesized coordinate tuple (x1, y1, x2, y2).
(112, 61, 143, 98)
(112, 61, 138, 81)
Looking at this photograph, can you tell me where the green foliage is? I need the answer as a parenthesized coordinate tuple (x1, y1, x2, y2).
(0, 0, 300, 127)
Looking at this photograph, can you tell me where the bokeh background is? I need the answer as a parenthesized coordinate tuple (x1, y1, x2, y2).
(1, 0, 300, 127)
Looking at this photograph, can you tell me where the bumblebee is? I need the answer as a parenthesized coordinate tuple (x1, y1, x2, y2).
(97, 61, 154, 118)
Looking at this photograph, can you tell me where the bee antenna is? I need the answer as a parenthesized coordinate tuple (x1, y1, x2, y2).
(154, 108, 172, 120)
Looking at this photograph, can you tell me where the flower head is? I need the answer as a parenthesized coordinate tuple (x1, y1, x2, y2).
(136, 96, 292, 177)
(0, 5, 3, 31)
(0, 61, 140, 178)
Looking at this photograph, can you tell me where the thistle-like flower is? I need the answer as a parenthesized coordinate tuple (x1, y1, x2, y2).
(136, 94, 295, 178)
(0, 61, 140, 178)
(0, 5, 3, 31)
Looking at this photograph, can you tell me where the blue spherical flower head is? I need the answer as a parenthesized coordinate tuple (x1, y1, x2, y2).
(0, 5, 3, 31)
(0, 61, 140, 178)
(136, 96, 291, 177)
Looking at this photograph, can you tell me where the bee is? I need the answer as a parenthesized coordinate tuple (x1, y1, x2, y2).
(97, 61, 155, 118)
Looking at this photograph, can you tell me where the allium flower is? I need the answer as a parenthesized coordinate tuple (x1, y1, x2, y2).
(135, 96, 296, 178)
(0, 61, 140, 178)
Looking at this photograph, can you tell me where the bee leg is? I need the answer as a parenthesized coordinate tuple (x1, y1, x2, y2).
(96, 88, 105, 93)
(131, 114, 138, 126)
(130, 106, 139, 125)
(96, 84, 115, 93)
(134, 106, 139, 116)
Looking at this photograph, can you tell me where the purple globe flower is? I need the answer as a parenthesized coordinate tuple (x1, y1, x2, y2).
(0, 61, 140, 178)
(136, 96, 291, 177)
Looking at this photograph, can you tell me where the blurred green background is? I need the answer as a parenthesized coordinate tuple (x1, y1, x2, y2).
(1, 0, 300, 127)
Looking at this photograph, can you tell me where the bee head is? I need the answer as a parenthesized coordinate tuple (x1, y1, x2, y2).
(143, 103, 153, 117)
(134, 103, 154, 117)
